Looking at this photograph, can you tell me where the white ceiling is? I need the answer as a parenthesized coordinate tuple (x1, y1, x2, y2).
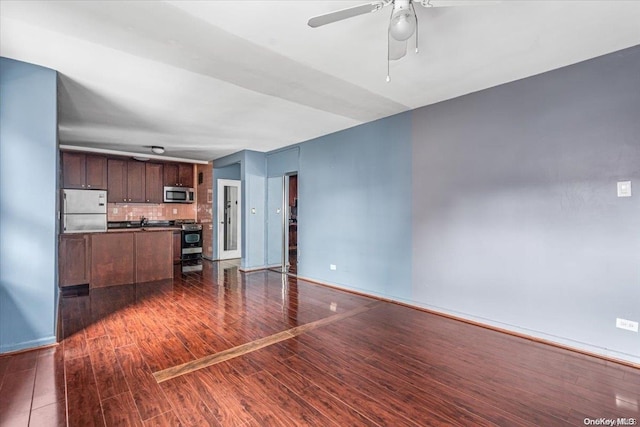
(1, 1, 639, 161)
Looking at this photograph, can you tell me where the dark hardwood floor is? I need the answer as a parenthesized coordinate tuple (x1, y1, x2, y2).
(1, 260, 639, 426)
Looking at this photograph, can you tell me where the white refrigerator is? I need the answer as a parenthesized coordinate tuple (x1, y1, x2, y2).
(62, 189, 107, 233)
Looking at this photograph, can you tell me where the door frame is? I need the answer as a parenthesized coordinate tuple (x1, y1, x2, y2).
(217, 179, 242, 260)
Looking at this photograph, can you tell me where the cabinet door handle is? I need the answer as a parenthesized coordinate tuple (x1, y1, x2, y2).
(87, 185, 91, 188)
(82, 185, 85, 188)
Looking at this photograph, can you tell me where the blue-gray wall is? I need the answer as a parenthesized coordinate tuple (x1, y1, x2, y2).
(213, 151, 266, 269)
(266, 147, 299, 267)
(0, 57, 58, 353)
(296, 113, 413, 299)
(412, 45, 640, 363)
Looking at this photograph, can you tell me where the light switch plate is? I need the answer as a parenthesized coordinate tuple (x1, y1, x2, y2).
(617, 181, 631, 197)
(616, 318, 639, 332)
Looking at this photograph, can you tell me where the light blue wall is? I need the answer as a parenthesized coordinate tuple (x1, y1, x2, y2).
(0, 58, 58, 353)
(213, 150, 266, 269)
(266, 147, 299, 177)
(411, 45, 640, 364)
(265, 147, 299, 267)
(244, 151, 266, 269)
(297, 113, 413, 299)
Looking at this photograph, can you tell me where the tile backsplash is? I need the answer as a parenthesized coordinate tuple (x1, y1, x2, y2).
(108, 202, 196, 221)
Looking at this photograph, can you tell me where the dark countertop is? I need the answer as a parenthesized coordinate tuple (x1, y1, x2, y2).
(107, 219, 195, 231)
(107, 227, 180, 233)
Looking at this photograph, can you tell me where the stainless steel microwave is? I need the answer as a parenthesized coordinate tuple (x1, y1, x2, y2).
(164, 186, 195, 203)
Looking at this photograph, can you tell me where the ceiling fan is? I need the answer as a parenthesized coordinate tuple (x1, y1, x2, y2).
(308, 0, 491, 81)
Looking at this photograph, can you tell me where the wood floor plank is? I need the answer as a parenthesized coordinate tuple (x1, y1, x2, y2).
(101, 392, 144, 427)
(299, 384, 380, 427)
(65, 354, 105, 427)
(142, 411, 183, 427)
(87, 336, 129, 400)
(180, 366, 255, 427)
(281, 354, 419, 427)
(247, 371, 336, 426)
(159, 375, 222, 427)
(114, 344, 173, 421)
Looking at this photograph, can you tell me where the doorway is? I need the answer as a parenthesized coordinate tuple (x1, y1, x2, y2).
(266, 173, 297, 274)
(217, 179, 241, 260)
(287, 174, 298, 274)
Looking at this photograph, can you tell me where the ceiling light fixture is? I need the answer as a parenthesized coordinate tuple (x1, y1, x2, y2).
(151, 146, 165, 154)
(389, 6, 416, 41)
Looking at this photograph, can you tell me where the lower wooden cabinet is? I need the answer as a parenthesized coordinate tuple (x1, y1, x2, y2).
(61, 231, 175, 289)
(88, 231, 173, 288)
(59, 234, 91, 287)
(136, 231, 173, 283)
(173, 231, 182, 264)
(91, 233, 134, 288)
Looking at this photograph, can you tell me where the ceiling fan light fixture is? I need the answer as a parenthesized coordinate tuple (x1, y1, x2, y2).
(389, 8, 416, 41)
(151, 146, 165, 154)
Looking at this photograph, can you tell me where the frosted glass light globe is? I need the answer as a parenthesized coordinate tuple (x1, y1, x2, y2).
(390, 10, 416, 41)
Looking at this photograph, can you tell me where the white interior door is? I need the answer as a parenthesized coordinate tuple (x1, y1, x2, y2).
(217, 179, 241, 260)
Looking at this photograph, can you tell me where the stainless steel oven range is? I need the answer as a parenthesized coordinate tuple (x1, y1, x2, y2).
(181, 223, 203, 272)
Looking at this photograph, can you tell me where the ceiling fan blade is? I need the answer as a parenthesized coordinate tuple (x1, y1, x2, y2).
(417, 0, 501, 8)
(389, 36, 407, 61)
(308, 1, 386, 28)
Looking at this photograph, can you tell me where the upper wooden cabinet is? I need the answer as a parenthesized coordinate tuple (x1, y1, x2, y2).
(63, 152, 193, 204)
(127, 161, 146, 203)
(108, 159, 166, 203)
(107, 159, 127, 203)
(164, 163, 193, 187)
(145, 163, 164, 203)
(62, 152, 107, 190)
(108, 159, 146, 203)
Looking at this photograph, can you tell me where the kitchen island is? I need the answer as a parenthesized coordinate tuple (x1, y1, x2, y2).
(59, 227, 176, 289)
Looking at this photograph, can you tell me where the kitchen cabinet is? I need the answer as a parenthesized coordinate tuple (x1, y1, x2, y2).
(164, 163, 194, 187)
(62, 152, 107, 190)
(107, 159, 146, 203)
(136, 231, 173, 282)
(127, 161, 146, 202)
(145, 163, 164, 203)
(59, 234, 91, 287)
(91, 233, 134, 288)
(107, 159, 127, 202)
(173, 231, 182, 264)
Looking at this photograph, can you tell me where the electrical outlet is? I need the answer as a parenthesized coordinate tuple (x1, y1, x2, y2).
(172, 208, 178, 214)
(617, 181, 632, 197)
(330, 264, 337, 271)
(616, 318, 639, 332)
(113, 207, 118, 214)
